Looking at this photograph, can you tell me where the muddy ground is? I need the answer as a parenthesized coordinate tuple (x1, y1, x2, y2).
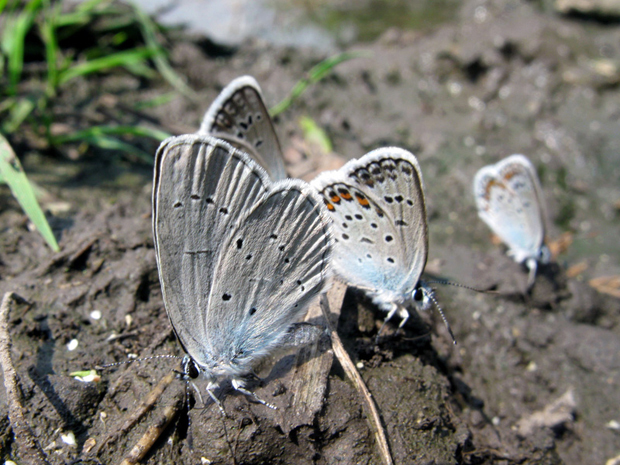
(1, 0, 619, 463)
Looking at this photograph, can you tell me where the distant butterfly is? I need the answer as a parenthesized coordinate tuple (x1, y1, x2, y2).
(153, 134, 332, 410)
(311, 147, 453, 341)
(199, 75, 287, 181)
(473, 154, 550, 287)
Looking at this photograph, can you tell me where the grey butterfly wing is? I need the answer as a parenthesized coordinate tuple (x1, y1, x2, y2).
(312, 148, 428, 301)
(199, 76, 287, 181)
(473, 154, 545, 263)
(204, 180, 332, 374)
(153, 134, 271, 365)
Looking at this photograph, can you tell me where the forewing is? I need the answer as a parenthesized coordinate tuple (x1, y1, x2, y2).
(312, 148, 428, 298)
(153, 134, 270, 365)
(497, 154, 546, 244)
(473, 155, 545, 260)
(205, 180, 332, 373)
(199, 76, 287, 181)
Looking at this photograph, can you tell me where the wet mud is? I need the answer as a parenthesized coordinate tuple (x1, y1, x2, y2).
(1, 0, 619, 463)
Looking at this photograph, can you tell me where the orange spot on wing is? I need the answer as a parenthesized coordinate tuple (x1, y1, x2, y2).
(356, 194, 370, 207)
(483, 179, 505, 201)
(331, 195, 341, 203)
(502, 168, 520, 181)
(340, 191, 352, 200)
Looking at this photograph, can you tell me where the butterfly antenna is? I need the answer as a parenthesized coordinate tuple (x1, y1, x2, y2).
(96, 354, 182, 370)
(427, 291, 457, 345)
(185, 373, 194, 449)
(425, 279, 497, 295)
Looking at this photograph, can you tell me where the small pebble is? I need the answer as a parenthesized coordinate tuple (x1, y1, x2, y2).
(61, 431, 76, 447)
(606, 420, 620, 431)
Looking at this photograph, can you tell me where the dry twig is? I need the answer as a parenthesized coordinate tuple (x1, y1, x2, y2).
(119, 389, 184, 465)
(0, 292, 51, 465)
(320, 282, 394, 465)
(93, 370, 178, 455)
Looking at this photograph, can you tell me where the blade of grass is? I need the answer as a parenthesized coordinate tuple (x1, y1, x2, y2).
(68, 134, 154, 164)
(86, 135, 154, 164)
(57, 47, 155, 85)
(40, 0, 60, 95)
(299, 116, 332, 154)
(2, 97, 36, 134)
(270, 51, 371, 117)
(0, 0, 8, 77)
(4, 0, 44, 95)
(51, 125, 171, 164)
(54, 0, 110, 29)
(123, 59, 157, 79)
(132, 4, 198, 99)
(52, 125, 171, 143)
(133, 92, 176, 110)
(0, 133, 59, 252)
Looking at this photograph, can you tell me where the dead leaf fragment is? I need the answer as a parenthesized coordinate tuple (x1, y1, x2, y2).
(589, 275, 620, 298)
(515, 388, 576, 437)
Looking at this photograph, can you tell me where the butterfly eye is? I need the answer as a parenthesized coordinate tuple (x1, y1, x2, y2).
(187, 360, 200, 379)
(413, 288, 424, 302)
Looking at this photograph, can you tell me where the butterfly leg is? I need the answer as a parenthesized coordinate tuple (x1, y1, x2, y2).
(525, 257, 538, 289)
(206, 381, 227, 416)
(395, 306, 409, 329)
(232, 378, 276, 410)
(376, 304, 408, 342)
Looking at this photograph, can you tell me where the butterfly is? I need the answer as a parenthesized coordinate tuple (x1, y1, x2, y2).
(199, 75, 287, 181)
(473, 154, 550, 287)
(152, 133, 332, 410)
(311, 147, 453, 340)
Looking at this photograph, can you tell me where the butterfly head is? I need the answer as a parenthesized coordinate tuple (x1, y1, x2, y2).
(412, 282, 456, 345)
(181, 356, 201, 380)
(411, 284, 433, 312)
(538, 245, 551, 264)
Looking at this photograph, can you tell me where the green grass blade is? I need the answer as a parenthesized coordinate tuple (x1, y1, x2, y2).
(54, 0, 110, 29)
(132, 5, 196, 97)
(53, 125, 171, 143)
(270, 51, 371, 117)
(40, 0, 60, 95)
(133, 92, 176, 110)
(51, 125, 171, 164)
(123, 59, 157, 79)
(299, 116, 332, 153)
(2, 97, 36, 134)
(132, 4, 197, 99)
(57, 47, 155, 85)
(4, 0, 44, 95)
(81, 135, 154, 164)
(0, 133, 59, 252)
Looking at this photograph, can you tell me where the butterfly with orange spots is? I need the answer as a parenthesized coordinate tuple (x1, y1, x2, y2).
(473, 154, 550, 287)
(312, 148, 452, 339)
